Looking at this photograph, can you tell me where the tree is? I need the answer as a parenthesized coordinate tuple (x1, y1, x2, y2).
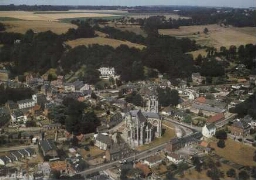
(215, 130, 227, 140)
(238, 171, 249, 180)
(50, 170, 61, 180)
(91, 92, 97, 100)
(0, 22, 5, 31)
(226, 168, 236, 178)
(217, 139, 225, 148)
(157, 88, 180, 107)
(191, 156, 202, 172)
(204, 27, 209, 34)
(25, 120, 37, 127)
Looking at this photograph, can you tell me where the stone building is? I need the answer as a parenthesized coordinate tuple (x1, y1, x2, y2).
(122, 96, 162, 147)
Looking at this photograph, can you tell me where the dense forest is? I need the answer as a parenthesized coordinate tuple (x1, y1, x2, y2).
(0, 84, 34, 105)
(127, 9, 256, 29)
(229, 93, 256, 118)
(0, 21, 198, 82)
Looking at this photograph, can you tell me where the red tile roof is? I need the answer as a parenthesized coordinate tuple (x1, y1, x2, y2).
(200, 141, 209, 148)
(135, 162, 151, 177)
(207, 113, 225, 123)
(195, 96, 206, 103)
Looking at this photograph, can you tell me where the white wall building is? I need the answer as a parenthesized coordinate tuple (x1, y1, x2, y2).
(98, 67, 115, 79)
(202, 124, 216, 138)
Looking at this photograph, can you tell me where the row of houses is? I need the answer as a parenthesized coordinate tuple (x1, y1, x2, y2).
(0, 148, 35, 165)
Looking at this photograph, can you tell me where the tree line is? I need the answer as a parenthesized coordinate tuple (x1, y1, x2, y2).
(0, 84, 34, 105)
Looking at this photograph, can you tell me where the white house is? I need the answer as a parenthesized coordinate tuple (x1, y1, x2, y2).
(63, 83, 75, 92)
(94, 133, 112, 150)
(98, 67, 115, 79)
(202, 124, 216, 138)
(11, 110, 27, 124)
(17, 94, 37, 109)
(166, 153, 183, 164)
(144, 155, 162, 168)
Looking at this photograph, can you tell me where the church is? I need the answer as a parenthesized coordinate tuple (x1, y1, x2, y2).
(122, 95, 162, 148)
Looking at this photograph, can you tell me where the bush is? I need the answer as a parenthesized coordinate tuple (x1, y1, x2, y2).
(226, 168, 236, 178)
(217, 139, 225, 148)
(215, 130, 227, 140)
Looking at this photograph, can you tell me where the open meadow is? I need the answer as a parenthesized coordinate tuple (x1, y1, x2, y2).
(210, 138, 256, 166)
(3, 20, 77, 34)
(0, 11, 121, 21)
(159, 24, 256, 49)
(65, 37, 146, 50)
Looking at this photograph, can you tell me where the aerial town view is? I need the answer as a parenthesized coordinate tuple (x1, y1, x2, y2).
(0, 0, 255, 179)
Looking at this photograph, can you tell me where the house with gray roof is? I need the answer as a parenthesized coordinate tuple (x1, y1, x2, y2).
(95, 133, 112, 150)
(202, 123, 216, 138)
(39, 139, 58, 159)
(0, 156, 12, 165)
(10, 151, 23, 160)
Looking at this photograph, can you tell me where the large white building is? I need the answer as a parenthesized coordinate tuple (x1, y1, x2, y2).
(17, 95, 37, 109)
(98, 67, 115, 79)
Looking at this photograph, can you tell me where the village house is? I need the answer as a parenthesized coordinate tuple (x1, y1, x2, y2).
(11, 110, 27, 124)
(207, 113, 225, 124)
(63, 83, 75, 92)
(50, 161, 68, 174)
(0, 156, 12, 165)
(94, 133, 112, 150)
(229, 119, 251, 137)
(202, 124, 216, 138)
(166, 152, 183, 164)
(37, 162, 51, 177)
(105, 143, 132, 161)
(143, 155, 163, 168)
(165, 132, 202, 152)
(190, 96, 226, 116)
(135, 162, 152, 177)
(38, 139, 58, 159)
(192, 73, 205, 84)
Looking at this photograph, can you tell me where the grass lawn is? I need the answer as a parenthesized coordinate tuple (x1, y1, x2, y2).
(210, 138, 256, 166)
(159, 24, 256, 49)
(2, 20, 77, 34)
(136, 121, 176, 151)
(65, 36, 146, 50)
(188, 48, 208, 59)
(182, 168, 212, 180)
(79, 146, 105, 159)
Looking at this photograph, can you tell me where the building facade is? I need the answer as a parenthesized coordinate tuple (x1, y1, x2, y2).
(122, 96, 162, 147)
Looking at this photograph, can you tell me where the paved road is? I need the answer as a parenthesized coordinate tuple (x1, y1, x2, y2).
(164, 117, 202, 132)
(78, 142, 168, 176)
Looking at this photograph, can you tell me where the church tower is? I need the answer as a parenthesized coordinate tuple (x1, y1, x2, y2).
(147, 95, 158, 113)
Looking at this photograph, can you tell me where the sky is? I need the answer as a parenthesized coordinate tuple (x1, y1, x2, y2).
(0, 0, 255, 8)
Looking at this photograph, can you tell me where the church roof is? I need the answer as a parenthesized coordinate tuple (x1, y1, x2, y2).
(129, 110, 160, 123)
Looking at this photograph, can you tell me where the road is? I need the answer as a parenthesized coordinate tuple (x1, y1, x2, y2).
(78, 141, 168, 176)
(77, 117, 199, 176)
(164, 117, 202, 132)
